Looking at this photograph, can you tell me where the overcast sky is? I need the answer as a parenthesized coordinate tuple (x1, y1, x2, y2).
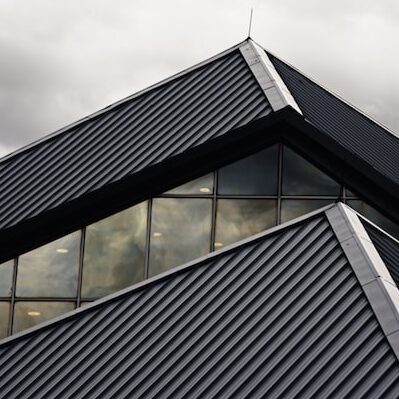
(0, 0, 398, 157)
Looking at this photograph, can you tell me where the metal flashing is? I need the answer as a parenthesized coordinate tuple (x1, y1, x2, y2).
(239, 39, 302, 114)
(326, 202, 399, 360)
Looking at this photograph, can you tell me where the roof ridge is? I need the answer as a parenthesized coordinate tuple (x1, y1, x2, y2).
(0, 39, 248, 166)
(0, 202, 335, 348)
(239, 39, 302, 114)
(266, 49, 399, 140)
(326, 203, 399, 362)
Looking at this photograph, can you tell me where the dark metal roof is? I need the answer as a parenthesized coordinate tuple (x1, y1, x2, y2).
(267, 51, 399, 187)
(0, 205, 398, 398)
(363, 220, 399, 287)
(0, 49, 271, 231)
(1, 38, 399, 251)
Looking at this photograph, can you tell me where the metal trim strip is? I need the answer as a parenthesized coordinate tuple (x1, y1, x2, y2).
(239, 39, 302, 114)
(326, 202, 399, 361)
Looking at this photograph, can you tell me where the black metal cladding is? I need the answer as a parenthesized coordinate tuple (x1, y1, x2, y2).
(0, 50, 271, 231)
(363, 220, 399, 287)
(268, 51, 399, 187)
(0, 214, 398, 398)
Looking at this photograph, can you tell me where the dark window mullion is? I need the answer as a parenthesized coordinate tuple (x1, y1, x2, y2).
(8, 257, 18, 336)
(76, 227, 86, 308)
(144, 199, 153, 280)
(210, 170, 218, 252)
(277, 143, 283, 225)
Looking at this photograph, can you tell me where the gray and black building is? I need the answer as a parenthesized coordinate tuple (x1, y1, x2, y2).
(0, 38, 399, 398)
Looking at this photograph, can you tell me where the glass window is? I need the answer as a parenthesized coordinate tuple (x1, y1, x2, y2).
(215, 199, 277, 248)
(17, 231, 81, 298)
(149, 198, 212, 277)
(0, 260, 13, 297)
(13, 302, 75, 334)
(0, 302, 9, 339)
(165, 173, 214, 195)
(218, 145, 278, 195)
(347, 200, 399, 239)
(281, 199, 334, 223)
(282, 146, 340, 196)
(82, 201, 148, 298)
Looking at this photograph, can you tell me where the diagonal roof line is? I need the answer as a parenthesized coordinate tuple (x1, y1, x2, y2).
(3, 200, 399, 355)
(239, 39, 302, 114)
(355, 211, 399, 245)
(0, 39, 248, 165)
(265, 47, 399, 140)
(326, 202, 399, 362)
(0, 202, 336, 348)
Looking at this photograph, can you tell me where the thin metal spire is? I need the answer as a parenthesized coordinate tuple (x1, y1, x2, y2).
(248, 8, 254, 38)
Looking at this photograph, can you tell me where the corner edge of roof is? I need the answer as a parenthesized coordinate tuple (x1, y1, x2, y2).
(0, 202, 335, 348)
(238, 38, 302, 115)
(326, 202, 399, 361)
(265, 48, 399, 141)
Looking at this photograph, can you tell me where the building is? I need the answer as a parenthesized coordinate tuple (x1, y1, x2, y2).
(0, 38, 399, 397)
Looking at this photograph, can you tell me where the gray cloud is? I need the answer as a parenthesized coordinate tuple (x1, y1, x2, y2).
(0, 0, 398, 157)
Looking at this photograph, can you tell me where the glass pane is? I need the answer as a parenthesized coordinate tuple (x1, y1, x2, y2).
(0, 302, 9, 339)
(149, 198, 212, 277)
(17, 231, 81, 298)
(347, 200, 399, 239)
(215, 199, 277, 248)
(82, 201, 147, 298)
(282, 146, 340, 196)
(281, 199, 334, 223)
(0, 260, 13, 297)
(165, 173, 214, 195)
(13, 302, 75, 334)
(218, 145, 278, 195)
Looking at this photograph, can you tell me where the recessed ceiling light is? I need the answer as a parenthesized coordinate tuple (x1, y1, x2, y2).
(153, 232, 162, 237)
(56, 248, 69, 254)
(27, 311, 41, 316)
(214, 242, 223, 248)
(199, 187, 211, 193)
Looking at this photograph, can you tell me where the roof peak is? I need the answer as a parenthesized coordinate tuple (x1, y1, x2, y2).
(239, 39, 302, 114)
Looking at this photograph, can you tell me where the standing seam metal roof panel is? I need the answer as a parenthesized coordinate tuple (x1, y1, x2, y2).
(0, 49, 271, 230)
(267, 51, 399, 187)
(0, 210, 398, 398)
(362, 220, 399, 287)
